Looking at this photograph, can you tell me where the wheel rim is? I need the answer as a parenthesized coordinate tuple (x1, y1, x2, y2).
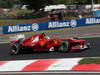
(11, 45, 18, 54)
(59, 42, 68, 52)
(60, 46, 66, 51)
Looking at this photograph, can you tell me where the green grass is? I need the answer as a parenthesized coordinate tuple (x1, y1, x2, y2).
(0, 9, 33, 26)
(79, 58, 100, 64)
(12, 9, 32, 15)
(0, 19, 28, 26)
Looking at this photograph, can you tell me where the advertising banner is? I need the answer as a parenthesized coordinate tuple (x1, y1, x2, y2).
(0, 27, 2, 34)
(3, 17, 100, 34)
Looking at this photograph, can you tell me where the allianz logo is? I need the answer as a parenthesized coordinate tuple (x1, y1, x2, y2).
(8, 23, 39, 32)
(48, 20, 77, 28)
(86, 18, 100, 24)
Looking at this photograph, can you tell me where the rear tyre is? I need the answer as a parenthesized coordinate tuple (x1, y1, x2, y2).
(10, 43, 21, 55)
(54, 46, 59, 51)
(59, 41, 69, 52)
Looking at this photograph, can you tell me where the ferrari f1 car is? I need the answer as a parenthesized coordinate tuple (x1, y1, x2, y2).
(10, 33, 91, 55)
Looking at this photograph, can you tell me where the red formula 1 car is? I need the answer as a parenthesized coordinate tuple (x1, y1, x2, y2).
(10, 33, 91, 55)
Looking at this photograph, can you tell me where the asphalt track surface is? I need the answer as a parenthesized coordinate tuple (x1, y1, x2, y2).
(0, 25, 100, 61)
(0, 37, 100, 61)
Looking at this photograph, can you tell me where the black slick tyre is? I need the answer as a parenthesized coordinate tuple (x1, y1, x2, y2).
(59, 41, 69, 52)
(10, 43, 21, 55)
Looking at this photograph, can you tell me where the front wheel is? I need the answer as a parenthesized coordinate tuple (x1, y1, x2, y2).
(58, 41, 69, 52)
(82, 43, 91, 50)
(10, 43, 21, 55)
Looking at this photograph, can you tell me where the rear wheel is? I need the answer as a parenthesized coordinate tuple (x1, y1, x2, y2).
(54, 46, 59, 51)
(10, 43, 21, 55)
(59, 41, 69, 52)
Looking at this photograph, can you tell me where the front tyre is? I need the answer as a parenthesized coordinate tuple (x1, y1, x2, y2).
(59, 41, 69, 52)
(10, 43, 21, 55)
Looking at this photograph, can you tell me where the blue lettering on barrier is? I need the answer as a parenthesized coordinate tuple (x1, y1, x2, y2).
(2, 17, 100, 34)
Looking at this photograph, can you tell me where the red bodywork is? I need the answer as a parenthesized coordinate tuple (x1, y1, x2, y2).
(11, 33, 87, 52)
